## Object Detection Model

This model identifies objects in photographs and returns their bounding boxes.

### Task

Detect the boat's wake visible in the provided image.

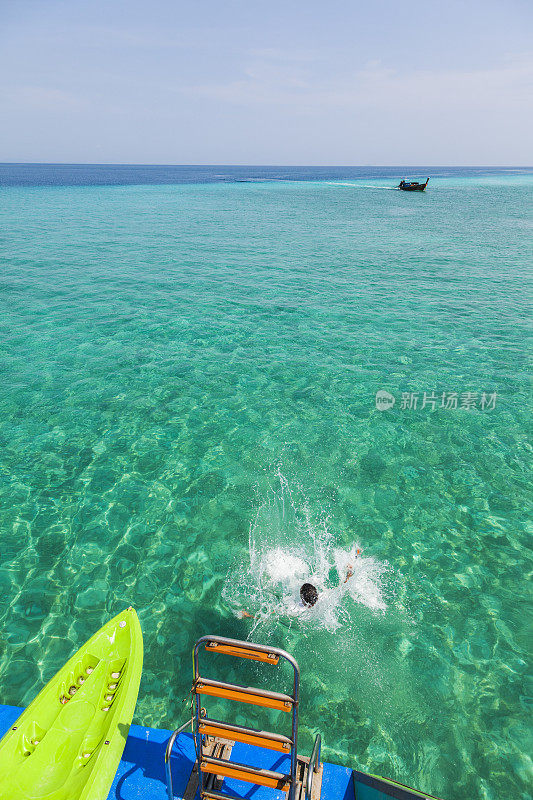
[325,182,397,189]
[222,470,390,636]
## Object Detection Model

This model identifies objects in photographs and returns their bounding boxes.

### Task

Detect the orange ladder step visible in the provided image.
[195,678,294,712]
[205,642,279,665]
[200,718,292,753]
[201,755,290,791]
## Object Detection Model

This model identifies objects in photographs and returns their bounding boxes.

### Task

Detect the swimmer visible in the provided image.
[239,585,321,616]
[239,549,360,617]
[300,557,358,607]
[240,583,321,613]
[300,582,319,607]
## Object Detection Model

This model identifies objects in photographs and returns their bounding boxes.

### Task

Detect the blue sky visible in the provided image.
[1,0,532,164]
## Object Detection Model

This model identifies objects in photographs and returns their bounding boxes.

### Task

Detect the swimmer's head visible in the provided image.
[300,583,318,607]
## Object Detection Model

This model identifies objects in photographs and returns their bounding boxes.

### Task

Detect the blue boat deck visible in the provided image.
[0,705,355,800]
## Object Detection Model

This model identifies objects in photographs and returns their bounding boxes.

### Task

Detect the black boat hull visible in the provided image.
[353,769,443,799]
[398,178,429,191]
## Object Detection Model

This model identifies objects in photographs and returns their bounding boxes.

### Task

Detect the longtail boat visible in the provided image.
[398,178,429,191]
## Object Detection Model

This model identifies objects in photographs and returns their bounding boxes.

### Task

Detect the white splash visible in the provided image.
[223,471,389,635]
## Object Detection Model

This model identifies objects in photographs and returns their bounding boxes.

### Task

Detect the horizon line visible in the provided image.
[1,162,532,169]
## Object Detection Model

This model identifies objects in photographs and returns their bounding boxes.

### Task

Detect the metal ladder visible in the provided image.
[165,635,322,800]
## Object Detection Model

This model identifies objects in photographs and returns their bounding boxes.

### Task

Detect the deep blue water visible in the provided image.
[0,163,531,187]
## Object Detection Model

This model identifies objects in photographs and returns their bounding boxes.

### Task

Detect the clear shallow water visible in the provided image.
[0,167,531,800]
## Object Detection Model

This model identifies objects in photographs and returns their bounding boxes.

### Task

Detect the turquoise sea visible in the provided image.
[0,165,531,800]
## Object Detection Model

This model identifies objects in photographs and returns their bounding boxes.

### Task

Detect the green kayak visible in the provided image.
[0,608,143,800]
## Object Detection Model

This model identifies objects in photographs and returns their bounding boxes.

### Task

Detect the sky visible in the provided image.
[0,0,532,165]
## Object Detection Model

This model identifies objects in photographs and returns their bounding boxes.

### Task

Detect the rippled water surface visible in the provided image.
[0,167,531,800]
